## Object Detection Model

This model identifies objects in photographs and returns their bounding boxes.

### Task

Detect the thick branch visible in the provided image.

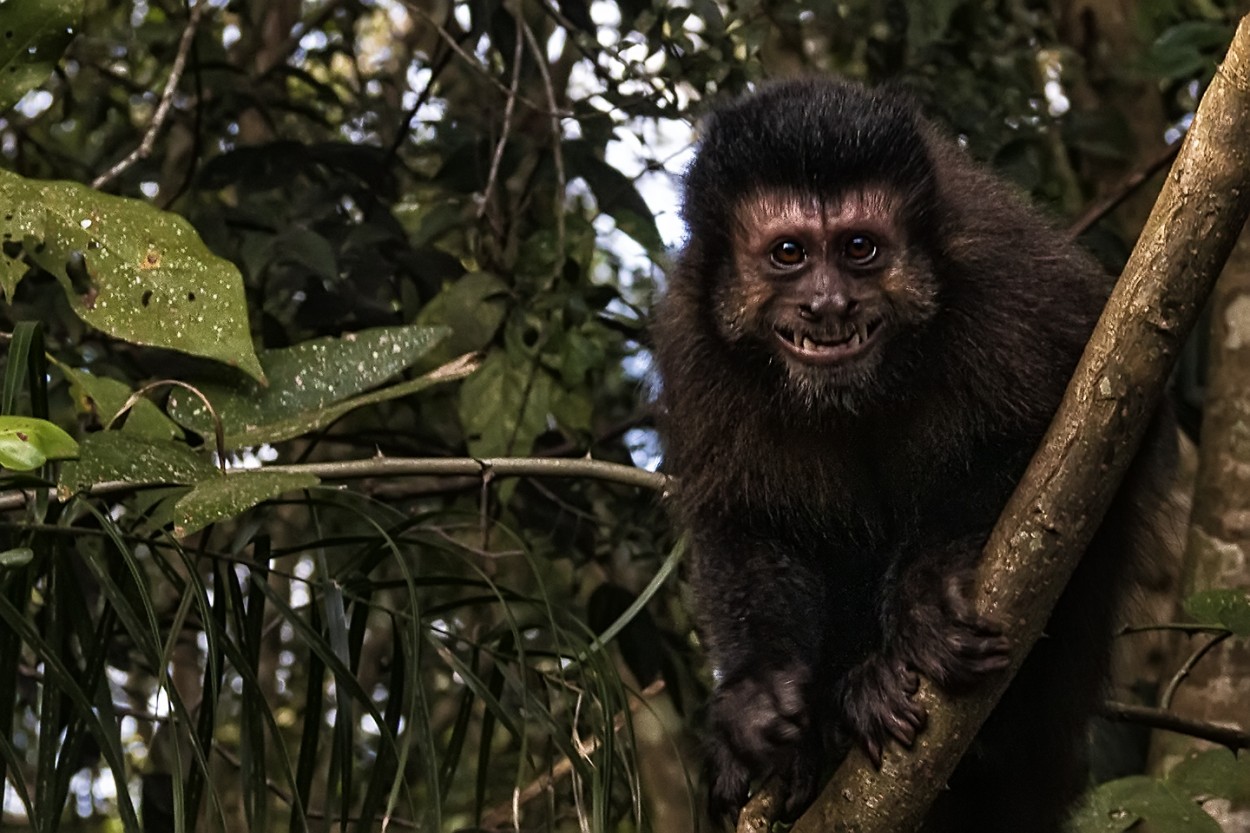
[767,15,1250,833]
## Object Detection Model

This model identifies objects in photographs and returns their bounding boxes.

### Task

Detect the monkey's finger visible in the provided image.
[885,702,927,746]
[862,736,883,768]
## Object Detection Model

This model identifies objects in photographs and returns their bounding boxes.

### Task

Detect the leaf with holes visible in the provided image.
[0,168,265,381]
[0,180,44,298]
[0,0,81,112]
[0,416,78,471]
[173,471,320,537]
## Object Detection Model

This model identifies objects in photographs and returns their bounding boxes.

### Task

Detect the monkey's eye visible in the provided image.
[770,240,806,267]
[843,234,878,264]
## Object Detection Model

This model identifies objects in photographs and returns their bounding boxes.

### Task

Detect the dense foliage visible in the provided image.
[1,0,1247,831]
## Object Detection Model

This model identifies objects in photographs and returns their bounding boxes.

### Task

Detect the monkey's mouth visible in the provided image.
[773,318,882,364]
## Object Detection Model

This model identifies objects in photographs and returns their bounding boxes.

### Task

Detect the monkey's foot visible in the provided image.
[705,717,824,824]
[837,654,926,767]
[705,666,813,821]
[710,666,810,763]
[897,572,1012,690]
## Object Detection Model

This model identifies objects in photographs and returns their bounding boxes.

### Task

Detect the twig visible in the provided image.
[518,15,567,275]
[92,1,207,190]
[404,2,566,116]
[384,22,458,163]
[1159,631,1233,709]
[478,679,667,830]
[1067,139,1183,239]
[478,17,526,224]
[1099,700,1250,750]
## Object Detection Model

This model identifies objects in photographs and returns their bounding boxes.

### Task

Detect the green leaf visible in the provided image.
[57,433,215,497]
[1183,588,1250,635]
[172,470,320,540]
[0,416,78,471]
[1168,749,1250,803]
[563,140,666,256]
[273,227,338,282]
[458,349,554,458]
[0,0,81,112]
[166,325,462,448]
[414,272,509,365]
[1069,776,1223,833]
[0,168,265,381]
[906,0,961,51]
[54,361,180,440]
[0,548,34,568]
[1147,21,1230,80]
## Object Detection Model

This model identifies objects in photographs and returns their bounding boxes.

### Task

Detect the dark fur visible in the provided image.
[652,78,1175,831]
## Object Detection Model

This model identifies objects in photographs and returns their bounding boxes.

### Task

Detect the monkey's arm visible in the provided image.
[838,533,1012,766]
[691,517,830,820]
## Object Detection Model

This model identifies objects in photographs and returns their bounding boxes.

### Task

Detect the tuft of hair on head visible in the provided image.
[682,78,938,254]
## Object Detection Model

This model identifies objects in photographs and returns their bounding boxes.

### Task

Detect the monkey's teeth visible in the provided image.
[801,335,818,351]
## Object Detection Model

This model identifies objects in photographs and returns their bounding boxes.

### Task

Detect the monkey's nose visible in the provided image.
[799,293,856,320]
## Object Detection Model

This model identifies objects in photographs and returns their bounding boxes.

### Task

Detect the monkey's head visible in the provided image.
[679,79,946,412]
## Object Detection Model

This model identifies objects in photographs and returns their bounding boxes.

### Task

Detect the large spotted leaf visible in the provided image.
[0,168,265,381]
[165,325,467,448]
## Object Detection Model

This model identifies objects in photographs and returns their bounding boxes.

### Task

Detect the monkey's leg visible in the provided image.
[691,520,830,821]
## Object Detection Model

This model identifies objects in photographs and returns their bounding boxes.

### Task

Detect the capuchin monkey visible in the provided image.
[651,78,1177,831]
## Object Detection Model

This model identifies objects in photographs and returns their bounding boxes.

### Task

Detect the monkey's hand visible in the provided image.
[896,570,1012,691]
[705,665,822,822]
[836,653,926,767]
[839,569,1011,766]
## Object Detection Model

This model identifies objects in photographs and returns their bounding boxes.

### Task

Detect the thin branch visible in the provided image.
[92,1,207,190]
[1067,139,1183,239]
[404,2,567,116]
[478,16,526,224]
[519,14,567,274]
[1099,701,1250,750]
[1159,631,1233,709]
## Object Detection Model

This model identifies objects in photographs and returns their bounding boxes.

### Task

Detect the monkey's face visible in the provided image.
[716,187,940,409]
